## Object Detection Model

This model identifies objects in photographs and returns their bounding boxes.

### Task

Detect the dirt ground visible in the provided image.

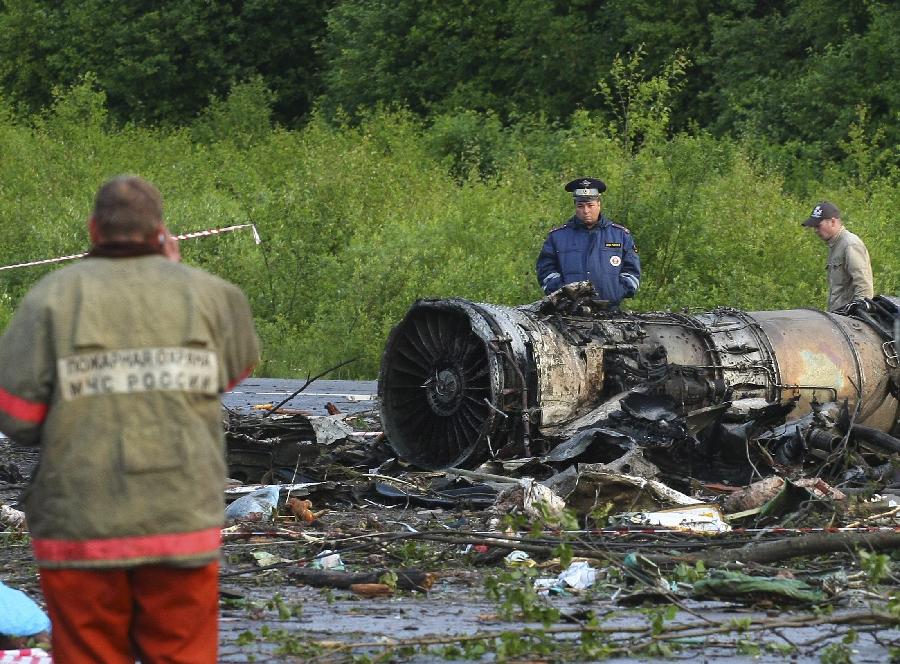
[3,434,900,663]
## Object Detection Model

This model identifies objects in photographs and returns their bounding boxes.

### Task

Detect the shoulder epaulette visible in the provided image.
[548,224,568,233]
[610,222,631,234]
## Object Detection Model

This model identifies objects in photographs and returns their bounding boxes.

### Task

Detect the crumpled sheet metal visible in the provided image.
[307,415,354,446]
[0,504,26,530]
[560,470,697,516]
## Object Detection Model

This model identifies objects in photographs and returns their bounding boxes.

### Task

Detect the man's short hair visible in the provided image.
[92,175,163,239]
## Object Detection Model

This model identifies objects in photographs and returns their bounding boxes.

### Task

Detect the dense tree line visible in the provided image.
[0,2,896,378]
[0,0,897,173]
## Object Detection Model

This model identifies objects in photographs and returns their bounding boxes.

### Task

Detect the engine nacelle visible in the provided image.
[378,290,900,470]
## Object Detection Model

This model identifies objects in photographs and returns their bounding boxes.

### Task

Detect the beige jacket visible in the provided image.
[826,228,874,311]
[0,254,259,568]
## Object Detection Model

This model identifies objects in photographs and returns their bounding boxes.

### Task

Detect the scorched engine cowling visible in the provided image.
[377,287,900,470]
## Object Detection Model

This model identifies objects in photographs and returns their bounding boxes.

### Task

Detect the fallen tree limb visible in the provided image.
[699,530,900,566]
[284,567,435,591]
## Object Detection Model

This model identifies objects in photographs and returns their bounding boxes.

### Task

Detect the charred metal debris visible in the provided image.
[223,286,900,527]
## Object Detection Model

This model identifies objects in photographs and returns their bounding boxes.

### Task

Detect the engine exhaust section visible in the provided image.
[378,285,900,470]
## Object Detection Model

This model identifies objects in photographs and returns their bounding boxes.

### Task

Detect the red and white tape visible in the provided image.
[0,223,260,273]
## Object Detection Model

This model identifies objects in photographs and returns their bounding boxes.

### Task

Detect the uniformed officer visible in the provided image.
[801,201,874,311]
[536,177,641,307]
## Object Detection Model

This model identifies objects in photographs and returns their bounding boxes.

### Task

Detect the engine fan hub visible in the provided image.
[426,367,464,415]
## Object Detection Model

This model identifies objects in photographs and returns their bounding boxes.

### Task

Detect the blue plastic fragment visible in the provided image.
[0,580,51,637]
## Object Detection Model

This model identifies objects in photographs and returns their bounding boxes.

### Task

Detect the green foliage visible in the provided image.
[858,549,892,585]
[838,104,895,187]
[595,44,690,155]
[707,0,899,169]
[552,542,573,570]
[645,603,678,635]
[820,633,857,664]
[319,0,605,122]
[672,560,707,583]
[191,77,275,149]
[378,570,398,591]
[588,501,615,527]
[484,568,560,626]
[531,503,579,532]
[265,593,298,620]
[426,110,507,182]
[736,638,761,656]
[0,0,896,185]
[0,84,897,379]
[388,541,438,566]
[0,0,330,126]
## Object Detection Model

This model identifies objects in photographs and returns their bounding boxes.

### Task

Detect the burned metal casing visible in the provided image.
[378,291,900,470]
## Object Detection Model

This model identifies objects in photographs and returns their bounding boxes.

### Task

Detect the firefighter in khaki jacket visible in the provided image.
[0,176,260,664]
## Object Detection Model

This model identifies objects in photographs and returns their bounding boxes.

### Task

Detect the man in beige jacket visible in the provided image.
[802,201,874,311]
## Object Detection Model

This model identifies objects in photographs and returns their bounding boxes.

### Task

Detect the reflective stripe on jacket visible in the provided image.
[0,255,260,568]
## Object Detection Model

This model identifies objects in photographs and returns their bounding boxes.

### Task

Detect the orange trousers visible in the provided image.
[39,562,219,664]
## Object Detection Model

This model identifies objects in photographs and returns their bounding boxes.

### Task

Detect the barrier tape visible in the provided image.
[0,223,260,273]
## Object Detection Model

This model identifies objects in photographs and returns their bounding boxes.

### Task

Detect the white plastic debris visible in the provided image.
[557,561,597,590]
[224,485,280,524]
[252,551,293,567]
[310,550,344,570]
[225,482,325,498]
[533,577,558,594]
[504,550,536,568]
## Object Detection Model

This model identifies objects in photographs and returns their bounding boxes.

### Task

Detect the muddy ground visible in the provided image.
[2,379,900,663]
[3,438,900,663]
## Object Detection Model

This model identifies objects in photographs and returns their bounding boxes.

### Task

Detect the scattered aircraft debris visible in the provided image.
[5,288,900,662]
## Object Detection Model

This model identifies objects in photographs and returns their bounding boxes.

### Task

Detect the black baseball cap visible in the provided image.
[802,201,840,227]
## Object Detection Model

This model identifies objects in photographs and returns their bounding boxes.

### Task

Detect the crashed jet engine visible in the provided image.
[378,285,900,470]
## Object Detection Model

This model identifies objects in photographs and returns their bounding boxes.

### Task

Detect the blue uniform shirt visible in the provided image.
[536,215,641,305]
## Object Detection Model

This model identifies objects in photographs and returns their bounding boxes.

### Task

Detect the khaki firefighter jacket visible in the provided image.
[0,254,259,568]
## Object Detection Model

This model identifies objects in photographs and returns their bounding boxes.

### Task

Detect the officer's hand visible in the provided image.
[620,273,638,297]
[543,275,563,295]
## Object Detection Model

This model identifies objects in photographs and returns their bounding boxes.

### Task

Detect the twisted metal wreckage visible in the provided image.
[224,283,900,515]
[377,283,900,496]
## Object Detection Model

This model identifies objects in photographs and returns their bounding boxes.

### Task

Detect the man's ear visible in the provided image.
[88,216,102,245]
